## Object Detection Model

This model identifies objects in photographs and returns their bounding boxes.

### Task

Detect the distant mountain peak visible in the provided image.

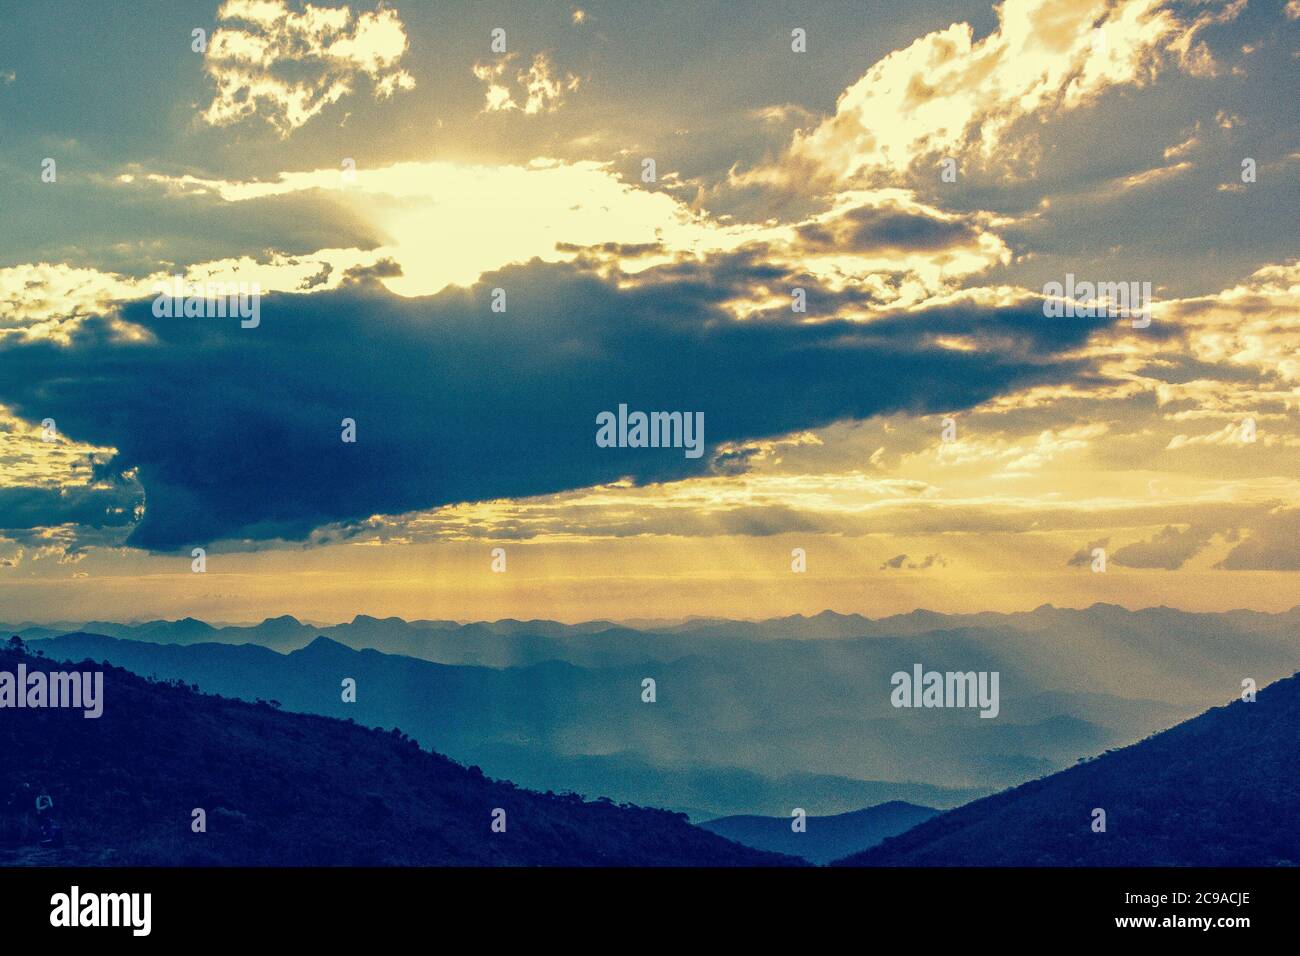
[349,614,407,626]
[298,635,352,654]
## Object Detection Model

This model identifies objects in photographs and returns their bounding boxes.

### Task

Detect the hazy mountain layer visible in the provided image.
[16,605,1297,818]
[0,645,794,867]
[701,801,940,864]
[836,672,1300,866]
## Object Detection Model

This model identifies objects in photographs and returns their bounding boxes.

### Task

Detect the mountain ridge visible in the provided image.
[0,644,797,867]
[700,801,940,864]
[834,671,1300,866]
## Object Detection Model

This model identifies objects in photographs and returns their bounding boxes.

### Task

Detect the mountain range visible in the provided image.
[7,637,1295,866]
[0,643,795,866]
[836,671,1300,866]
[701,801,940,864]
[12,605,1297,820]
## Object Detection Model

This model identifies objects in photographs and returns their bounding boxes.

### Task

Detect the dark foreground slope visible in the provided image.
[701,801,938,864]
[837,672,1300,867]
[0,647,794,866]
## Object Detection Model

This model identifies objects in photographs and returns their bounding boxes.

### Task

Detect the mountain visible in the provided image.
[17,605,1299,820]
[27,631,1163,815]
[700,801,939,864]
[11,605,1300,681]
[458,743,983,820]
[0,644,795,866]
[835,672,1300,866]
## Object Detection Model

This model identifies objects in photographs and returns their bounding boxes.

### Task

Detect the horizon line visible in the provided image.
[7,600,1299,632]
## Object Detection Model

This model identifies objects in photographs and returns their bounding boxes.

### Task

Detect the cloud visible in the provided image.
[880,553,948,570]
[0,261,1108,550]
[0,406,118,487]
[1164,419,1297,451]
[1111,160,1193,192]
[1110,524,1217,569]
[794,200,982,254]
[201,0,415,136]
[1066,537,1110,566]
[1215,509,1300,570]
[379,490,1283,547]
[1162,128,1200,160]
[752,0,1246,185]
[124,157,755,297]
[1162,260,1300,386]
[0,263,159,330]
[339,256,402,286]
[0,486,138,534]
[102,161,1011,307]
[0,406,140,546]
[472,53,579,115]
[928,424,1109,474]
[0,251,385,342]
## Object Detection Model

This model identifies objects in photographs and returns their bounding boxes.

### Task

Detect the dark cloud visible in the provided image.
[0,259,1110,550]
[796,202,979,253]
[1215,509,1300,571]
[0,485,139,532]
[880,552,947,570]
[340,257,403,286]
[1066,537,1110,567]
[1134,355,1267,386]
[1111,525,1217,570]
[0,179,384,280]
[298,262,334,290]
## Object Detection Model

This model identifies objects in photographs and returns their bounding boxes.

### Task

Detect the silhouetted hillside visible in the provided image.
[700,801,938,864]
[836,672,1300,866]
[0,645,796,866]
[26,629,1203,816]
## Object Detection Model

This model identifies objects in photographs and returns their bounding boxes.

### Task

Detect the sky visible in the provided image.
[0,0,1297,623]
